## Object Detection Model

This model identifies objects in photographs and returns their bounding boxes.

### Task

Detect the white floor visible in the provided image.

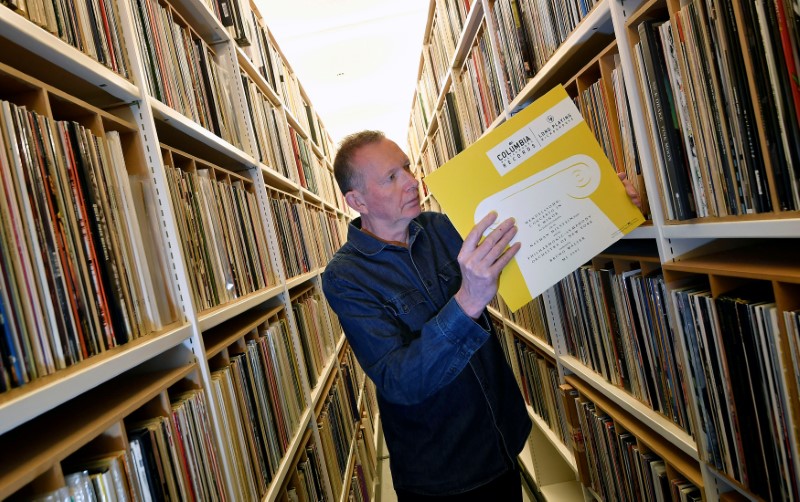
[377,454,397,502]
[375,425,397,502]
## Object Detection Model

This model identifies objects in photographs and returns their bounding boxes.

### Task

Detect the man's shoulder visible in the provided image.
[416,211,454,232]
[325,243,356,273]
[415,211,461,244]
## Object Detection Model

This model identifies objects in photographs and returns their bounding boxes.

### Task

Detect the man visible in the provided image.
[322,130,530,501]
[322,130,640,500]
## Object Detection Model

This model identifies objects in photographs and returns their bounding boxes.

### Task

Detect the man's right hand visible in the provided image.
[454,212,521,319]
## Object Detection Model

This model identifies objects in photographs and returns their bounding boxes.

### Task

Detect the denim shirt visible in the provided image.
[321,212,531,495]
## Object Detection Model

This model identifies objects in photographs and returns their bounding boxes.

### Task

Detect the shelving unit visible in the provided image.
[0,0,376,499]
[409,0,800,500]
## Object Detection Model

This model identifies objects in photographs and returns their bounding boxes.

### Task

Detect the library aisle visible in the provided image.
[2,0,799,499]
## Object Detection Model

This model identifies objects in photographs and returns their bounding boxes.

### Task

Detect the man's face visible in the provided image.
[349,138,421,239]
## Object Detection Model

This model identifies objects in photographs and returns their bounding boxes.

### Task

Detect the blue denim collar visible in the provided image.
[347,217,424,256]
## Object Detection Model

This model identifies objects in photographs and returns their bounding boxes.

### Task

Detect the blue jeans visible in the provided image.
[395,465,522,501]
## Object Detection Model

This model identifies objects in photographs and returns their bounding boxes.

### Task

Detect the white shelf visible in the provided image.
[148,96,256,167]
[167,0,229,45]
[259,163,301,194]
[539,480,585,502]
[236,46,282,106]
[662,217,800,239]
[197,285,285,331]
[624,224,658,239]
[286,269,322,290]
[0,6,140,103]
[561,355,698,459]
[529,408,577,473]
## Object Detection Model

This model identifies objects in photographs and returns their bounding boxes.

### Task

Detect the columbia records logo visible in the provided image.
[487,97,580,176]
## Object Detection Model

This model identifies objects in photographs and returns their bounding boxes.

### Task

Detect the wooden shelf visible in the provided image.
[565,372,703,488]
[665,242,800,282]
[562,356,697,459]
[0,364,196,499]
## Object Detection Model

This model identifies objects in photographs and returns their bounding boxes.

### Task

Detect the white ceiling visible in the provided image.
[253,0,430,149]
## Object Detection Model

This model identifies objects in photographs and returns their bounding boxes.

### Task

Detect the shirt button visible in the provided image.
[425,280,433,287]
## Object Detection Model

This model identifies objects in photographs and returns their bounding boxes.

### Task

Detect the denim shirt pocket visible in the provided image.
[436,259,461,296]
[384,289,429,344]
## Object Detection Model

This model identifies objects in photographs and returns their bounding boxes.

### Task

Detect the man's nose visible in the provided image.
[403,170,419,189]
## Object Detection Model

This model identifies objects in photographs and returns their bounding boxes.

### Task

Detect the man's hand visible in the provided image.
[618,171,642,210]
[454,212,521,318]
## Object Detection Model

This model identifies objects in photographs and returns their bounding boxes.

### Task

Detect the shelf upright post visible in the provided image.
[113,0,240,494]
[608,2,723,499]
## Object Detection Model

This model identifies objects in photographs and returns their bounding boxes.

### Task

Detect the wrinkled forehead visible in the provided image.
[352,139,409,176]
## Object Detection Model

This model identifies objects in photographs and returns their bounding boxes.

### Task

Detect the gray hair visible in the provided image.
[333,130,386,194]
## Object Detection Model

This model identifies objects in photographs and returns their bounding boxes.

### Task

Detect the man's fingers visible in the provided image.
[464,211,498,248]
[490,241,521,273]
[474,217,517,262]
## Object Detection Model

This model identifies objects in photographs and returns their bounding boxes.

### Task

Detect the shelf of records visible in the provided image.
[198,290,332,501]
[562,375,705,502]
[490,311,586,500]
[660,240,800,502]
[0,0,350,451]
[0,79,345,392]
[205,0,336,160]
[311,345,371,502]
[487,238,800,501]
[407,0,618,171]
[0,0,134,89]
[411,0,800,241]
[201,301,311,500]
[0,64,187,403]
[625,0,800,225]
[562,39,652,220]
[274,409,377,502]
[0,0,346,209]
[265,187,348,283]
[0,352,226,501]
[270,349,378,502]
[0,282,381,501]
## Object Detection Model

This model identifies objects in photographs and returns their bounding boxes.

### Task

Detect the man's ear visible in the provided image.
[345,190,367,214]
